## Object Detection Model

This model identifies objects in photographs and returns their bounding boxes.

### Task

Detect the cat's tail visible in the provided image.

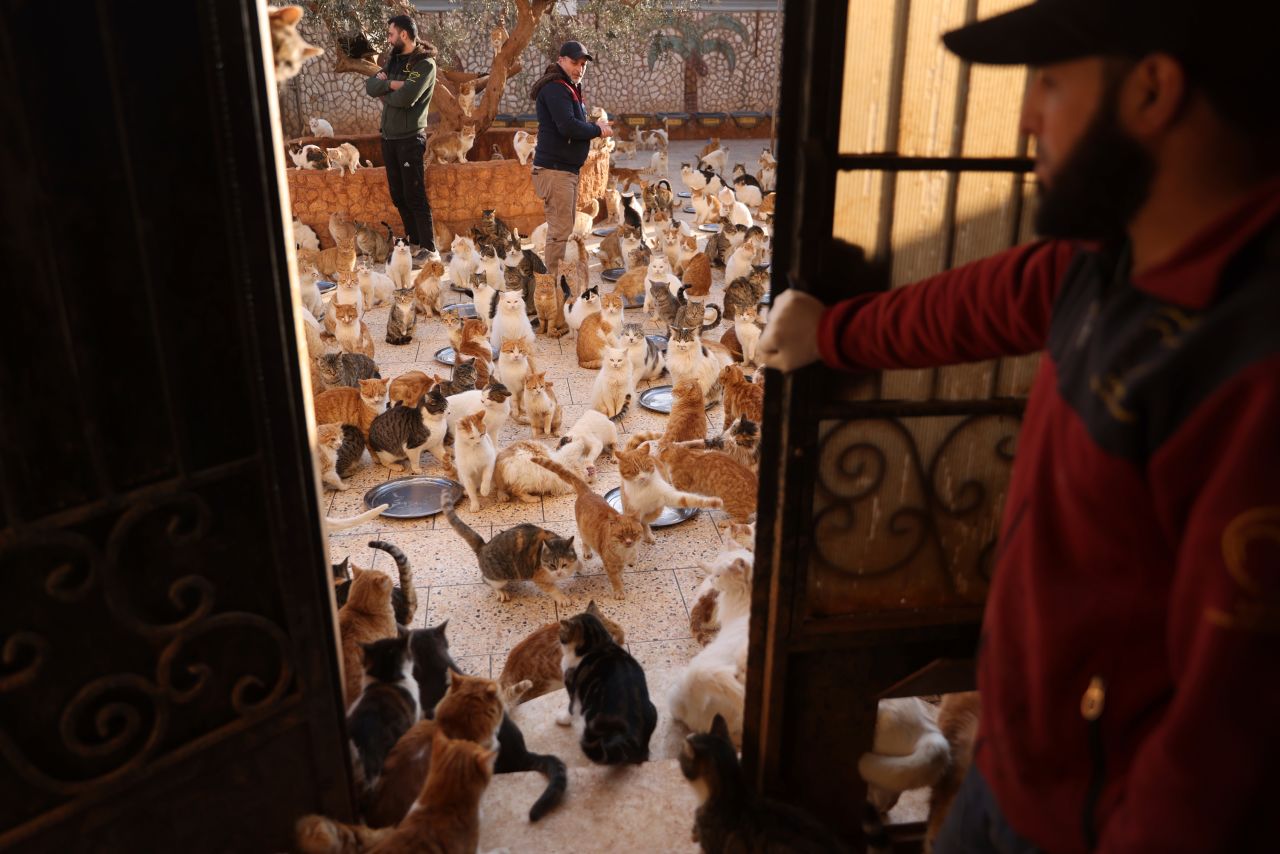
[441,498,488,554]
[701,303,722,330]
[624,431,663,452]
[325,504,389,532]
[294,814,390,854]
[531,457,591,496]
[369,540,416,625]
[858,730,951,795]
[609,394,631,424]
[524,750,568,821]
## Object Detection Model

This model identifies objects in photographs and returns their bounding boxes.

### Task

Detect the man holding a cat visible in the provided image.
[529,41,613,286]
[761,0,1278,851]
[365,14,438,262]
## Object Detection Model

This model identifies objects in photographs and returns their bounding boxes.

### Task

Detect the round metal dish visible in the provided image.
[443,302,478,318]
[364,476,462,519]
[604,486,698,527]
[316,280,337,294]
[622,293,646,309]
[698,223,721,233]
[436,345,499,365]
[601,267,626,282]
[677,190,692,198]
[683,206,696,214]
[638,384,716,413]
[646,334,668,350]
[592,227,617,237]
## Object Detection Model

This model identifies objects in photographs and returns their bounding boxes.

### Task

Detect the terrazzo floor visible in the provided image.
[319,138,773,682]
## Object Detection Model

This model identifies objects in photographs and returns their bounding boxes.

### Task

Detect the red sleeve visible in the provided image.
[816,240,1080,372]
[1100,353,1280,852]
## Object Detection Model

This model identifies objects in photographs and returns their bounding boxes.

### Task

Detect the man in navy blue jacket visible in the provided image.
[528,41,612,287]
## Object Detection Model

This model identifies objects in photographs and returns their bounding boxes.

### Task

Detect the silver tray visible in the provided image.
[435,345,500,365]
[638,384,715,413]
[592,227,617,237]
[604,486,698,527]
[601,267,625,282]
[316,280,337,293]
[443,302,479,318]
[622,292,646,309]
[646,334,668,349]
[683,206,696,214]
[677,190,692,198]
[698,223,721,233]
[364,476,462,519]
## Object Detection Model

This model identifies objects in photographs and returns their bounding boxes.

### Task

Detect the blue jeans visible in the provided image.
[934,766,1041,854]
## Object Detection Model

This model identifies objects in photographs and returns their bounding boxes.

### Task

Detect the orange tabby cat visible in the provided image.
[295,731,494,854]
[532,271,569,337]
[337,567,398,706]
[457,318,493,388]
[333,303,375,358]
[615,446,723,544]
[497,601,625,705]
[612,266,647,302]
[312,378,388,440]
[720,364,764,432]
[624,379,708,451]
[576,293,623,369]
[523,371,562,437]
[656,444,758,523]
[364,671,505,829]
[299,234,357,278]
[680,245,713,297]
[532,458,644,599]
[413,258,446,318]
[387,370,440,409]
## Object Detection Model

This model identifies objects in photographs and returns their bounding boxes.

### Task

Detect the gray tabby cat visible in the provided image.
[334,424,366,480]
[705,222,744,267]
[385,287,418,344]
[441,500,581,602]
[649,280,684,328]
[674,299,722,334]
[368,387,449,472]
[435,357,478,397]
[316,352,381,390]
[723,268,769,321]
[619,322,665,381]
[355,220,394,262]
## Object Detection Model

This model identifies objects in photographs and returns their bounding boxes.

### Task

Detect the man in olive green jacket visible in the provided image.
[365,14,437,259]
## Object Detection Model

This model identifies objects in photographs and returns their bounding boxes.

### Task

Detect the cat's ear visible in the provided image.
[710,713,731,742]
[585,600,602,618]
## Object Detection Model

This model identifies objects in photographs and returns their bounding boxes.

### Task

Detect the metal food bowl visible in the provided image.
[698,223,721,233]
[316,280,337,294]
[435,345,500,365]
[603,486,697,527]
[592,227,617,237]
[443,302,479,318]
[677,191,692,198]
[601,267,626,282]
[363,476,462,519]
[638,384,716,413]
[683,206,696,214]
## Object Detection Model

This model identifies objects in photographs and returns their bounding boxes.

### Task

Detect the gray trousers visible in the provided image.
[531,166,578,289]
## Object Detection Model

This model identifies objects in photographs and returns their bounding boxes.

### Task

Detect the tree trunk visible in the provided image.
[683,60,699,114]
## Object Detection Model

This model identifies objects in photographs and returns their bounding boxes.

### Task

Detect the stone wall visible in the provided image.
[279,10,782,139]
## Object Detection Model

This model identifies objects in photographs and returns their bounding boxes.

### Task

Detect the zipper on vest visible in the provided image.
[1080,675,1107,850]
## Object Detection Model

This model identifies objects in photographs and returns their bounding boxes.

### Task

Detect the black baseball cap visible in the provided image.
[559,41,594,62]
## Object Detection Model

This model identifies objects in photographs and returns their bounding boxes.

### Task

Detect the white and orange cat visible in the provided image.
[332,303,374,358]
[453,411,496,512]
[616,447,722,543]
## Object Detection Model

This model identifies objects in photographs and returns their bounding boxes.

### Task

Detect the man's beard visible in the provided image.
[1033,81,1155,240]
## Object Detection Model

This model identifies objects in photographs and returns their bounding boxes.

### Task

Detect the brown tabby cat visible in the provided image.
[299,235,358,278]
[624,379,708,451]
[295,731,494,854]
[523,371,563,437]
[498,601,625,706]
[532,458,644,599]
[576,293,623,369]
[337,567,398,707]
[333,303,375,358]
[267,5,323,83]
[657,444,758,524]
[456,318,493,388]
[532,271,569,337]
[312,378,388,440]
[681,244,713,298]
[720,364,764,432]
[387,370,440,410]
[926,692,982,850]
[364,671,506,829]
[413,258,446,318]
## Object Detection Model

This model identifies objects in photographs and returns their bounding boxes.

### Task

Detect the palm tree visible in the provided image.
[647,14,749,114]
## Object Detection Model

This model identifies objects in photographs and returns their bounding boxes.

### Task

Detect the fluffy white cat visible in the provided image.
[292,219,319,251]
[447,235,479,292]
[589,346,634,421]
[858,698,951,814]
[558,409,619,465]
[489,290,535,351]
[357,265,394,308]
[309,116,334,137]
[724,242,756,287]
[453,412,496,512]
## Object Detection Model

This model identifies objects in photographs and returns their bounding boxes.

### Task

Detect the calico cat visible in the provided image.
[386,370,438,410]
[577,293,623,369]
[314,423,365,490]
[362,669,505,829]
[295,731,494,854]
[412,258,446,318]
[333,303,375,358]
[442,500,581,603]
[859,697,951,815]
[619,322,666,382]
[522,371,563,438]
[616,447,722,544]
[532,458,643,599]
[681,715,850,854]
[720,364,764,432]
[491,438,591,504]
[384,287,418,345]
[589,346,634,422]
[723,268,769,322]
[312,377,387,440]
[346,632,420,789]
[557,610,658,765]
[625,379,708,448]
[533,271,570,337]
[677,417,762,473]
[409,624,569,823]
[367,387,450,474]
[498,601,625,705]
[427,123,476,164]
[434,357,477,398]
[926,692,982,850]
[267,5,323,83]
[456,319,494,389]
[565,283,601,333]
[657,444,758,524]
[337,567,398,706]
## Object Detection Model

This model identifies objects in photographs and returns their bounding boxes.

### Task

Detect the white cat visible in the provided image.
[559,409,619,465]
[667,330,731,403]
[447,235,480,292]
[289,144,324,170]
[387,240,413,289]
[668,556,752,745]
[513,129,536,165]
[734,307,764,367]
[496,344,534,422]
[590,347,634,421]
[724,242,756,287]
[488,291,534,352]
[453,412,496,512]
[565,287,601,333]
[680,163,708,193]
[619,324,666,382]
[297,263,324,320]
[717,187,753,228]
[733,180,763,209]
[358,265,395,308]
[621,455,722,543]
[858,698,951,814]
[493,439,594,503]
[292,219,319,251]
[648,149,669,179]
[446,384,509,444]
[309,116,334,137]
[529,222,548,260]
[699,147,728,173]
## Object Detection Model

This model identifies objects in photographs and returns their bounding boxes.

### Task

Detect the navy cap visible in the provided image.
[559,41,594,62]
